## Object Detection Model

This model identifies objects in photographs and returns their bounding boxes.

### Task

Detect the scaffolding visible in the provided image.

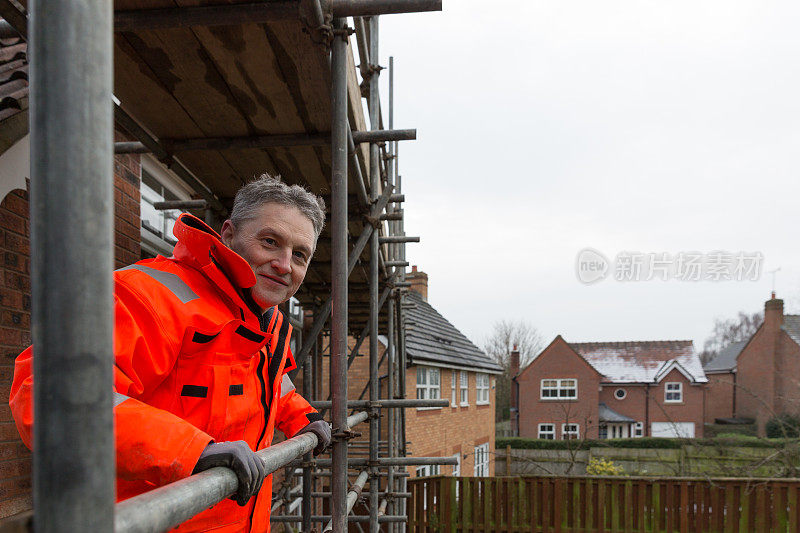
[9,0,450,531]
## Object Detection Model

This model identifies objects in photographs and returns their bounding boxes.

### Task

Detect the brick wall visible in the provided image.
[517,336,601,439]
[313,335,497,478]
[0,140,141,519]
[738,299,781,435]
[703,372,735,424]
[404,367,496,478]
[646,368,705,437]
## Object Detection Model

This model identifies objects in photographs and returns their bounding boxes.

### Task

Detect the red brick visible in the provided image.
[0,312,27,330]
[0,494,32,519]
[0,194,27,219]
[0,289,23,310]
[3,272,28,293]
[0,423,21,442]
[0,474,31,500]
[0,329,20,347]
[1,233,28,256]
[0,212,25,237]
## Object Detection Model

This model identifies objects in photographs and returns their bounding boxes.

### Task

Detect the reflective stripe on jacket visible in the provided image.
[9,214,320,533]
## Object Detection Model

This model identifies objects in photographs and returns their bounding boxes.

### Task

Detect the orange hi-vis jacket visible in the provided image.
[10,214,321,532]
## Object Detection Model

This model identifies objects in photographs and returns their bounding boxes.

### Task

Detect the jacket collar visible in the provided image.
[172,213,257,290]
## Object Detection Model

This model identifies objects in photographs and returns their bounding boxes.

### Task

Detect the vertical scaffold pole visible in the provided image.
[30,0,115,531]
[302,326,314,532]
[367,14,381,533]
[386,54,396,533]
[330,16,350,533]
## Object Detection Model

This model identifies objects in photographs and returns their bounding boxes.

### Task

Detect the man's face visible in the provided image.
[221,203,316,311]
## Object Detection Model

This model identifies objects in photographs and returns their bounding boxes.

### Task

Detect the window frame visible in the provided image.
[460,371,469,406]
[540,378,578,400]
[451,454,461,476]
[476,373,490,405]
[415,366,441,409]
[561,423,580,440]
[538,423,555,440]
[634,422,644,437]
[473,443,489,476]
[614,388,627,400]
[451,371,457,408]
[664,382,683,403]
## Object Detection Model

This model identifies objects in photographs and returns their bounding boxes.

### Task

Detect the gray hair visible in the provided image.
[229,174,326,243]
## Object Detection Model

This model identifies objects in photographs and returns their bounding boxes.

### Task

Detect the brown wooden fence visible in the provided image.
[408,476,800,532]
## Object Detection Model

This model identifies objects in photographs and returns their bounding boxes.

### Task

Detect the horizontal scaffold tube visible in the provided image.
[307,456,458,468]
[379,235,419,244]
[153,200,208,210]
[113,129,415,154]
[114,1,441,31]
[115,412,368,533]
[310,399,449,409]
[312,491,412,498]
[271,515,406,523]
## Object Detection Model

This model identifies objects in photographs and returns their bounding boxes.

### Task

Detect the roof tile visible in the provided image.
[404,291,502,373]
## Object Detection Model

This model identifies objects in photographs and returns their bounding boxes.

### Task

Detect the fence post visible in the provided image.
[506,445,511,476]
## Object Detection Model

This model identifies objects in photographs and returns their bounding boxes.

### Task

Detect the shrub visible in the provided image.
[586,457,624,476]
[766,415,800,438]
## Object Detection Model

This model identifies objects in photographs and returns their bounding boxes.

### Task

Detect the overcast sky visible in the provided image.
[372,1,800,354]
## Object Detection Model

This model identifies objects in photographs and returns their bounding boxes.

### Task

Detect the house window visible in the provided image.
[451,454,461,476]
[562,423,580,440]
[476,373,490,405]
[665,382,682,403]
[416,367,440,406]
[599,425,608,439]
[141,169,180,246]
[540,379,577,400]
[473,443,489,476]
[460,371,469,406]
[451,371,457,407]
[614,388,627,400]
[538,423,555,440]
[416,464,440,477]
[634,422,644,437]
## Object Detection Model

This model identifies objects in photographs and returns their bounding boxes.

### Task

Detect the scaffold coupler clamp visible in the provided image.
[331,426,360,442]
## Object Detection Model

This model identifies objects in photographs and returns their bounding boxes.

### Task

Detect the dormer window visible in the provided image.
[665,382,682,403]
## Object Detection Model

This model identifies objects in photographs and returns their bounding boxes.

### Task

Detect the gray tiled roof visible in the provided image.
[782,315,800,346]
[703,340,747,373]
[404,291,502,373]
[599,403,635,423]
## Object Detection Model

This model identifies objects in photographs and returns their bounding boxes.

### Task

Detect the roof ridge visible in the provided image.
[570,339,693,346]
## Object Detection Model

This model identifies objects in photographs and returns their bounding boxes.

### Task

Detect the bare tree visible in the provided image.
[483,320,544,422]
[700,311,763,364]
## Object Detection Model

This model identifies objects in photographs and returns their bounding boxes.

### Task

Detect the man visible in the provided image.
[10,175,331,532]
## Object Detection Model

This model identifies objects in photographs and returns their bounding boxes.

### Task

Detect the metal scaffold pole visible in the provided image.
[368,14,382,533]
[30,0,115,530]
[386,53,397,533]
[330,15,350,533]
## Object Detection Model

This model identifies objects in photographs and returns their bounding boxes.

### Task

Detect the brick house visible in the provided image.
[516,336,708,440]
[705,295,800,435]
[325,268,503,477]
[403,267,503,477]
[0,34,154,519]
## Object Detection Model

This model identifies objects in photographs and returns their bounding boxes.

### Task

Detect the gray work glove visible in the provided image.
[192,441,266,506]
[296,420,331,456]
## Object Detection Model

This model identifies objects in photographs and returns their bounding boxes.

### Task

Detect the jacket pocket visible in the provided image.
[174,321,269,439]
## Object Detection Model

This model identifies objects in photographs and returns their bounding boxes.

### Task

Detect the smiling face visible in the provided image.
[221,202,316,312]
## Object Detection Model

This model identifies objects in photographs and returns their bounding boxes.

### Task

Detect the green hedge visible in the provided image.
[496,436,800,450]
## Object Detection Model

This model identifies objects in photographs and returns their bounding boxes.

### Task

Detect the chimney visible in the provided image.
[407,265,428,301]
[510,345,520,437]
[765,294,785,329]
